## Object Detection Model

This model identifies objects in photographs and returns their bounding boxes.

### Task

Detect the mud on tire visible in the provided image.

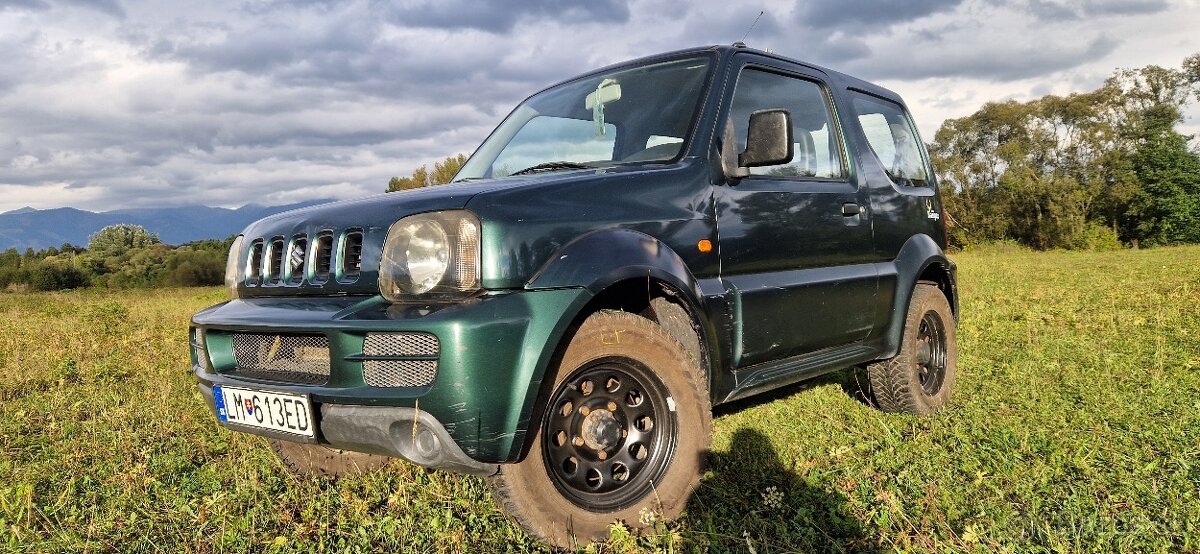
[868,283,957,415]
[489,311,712,548]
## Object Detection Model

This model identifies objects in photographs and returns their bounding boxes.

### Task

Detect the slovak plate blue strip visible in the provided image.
[213,385,228,422]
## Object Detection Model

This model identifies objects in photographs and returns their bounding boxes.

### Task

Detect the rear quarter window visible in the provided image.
[851,93,930,187]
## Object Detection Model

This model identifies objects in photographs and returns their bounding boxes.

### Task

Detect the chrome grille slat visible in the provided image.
[313,233,333,282]
[362,333,439,387]
[244,228,361,287]
[265,237,284,284]
[231,333,330,384]
[342,230,363,280]
[246,240,263,284]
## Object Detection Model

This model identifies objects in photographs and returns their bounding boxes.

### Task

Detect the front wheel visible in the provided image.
[868,283,958,415]
[489,311,711,548]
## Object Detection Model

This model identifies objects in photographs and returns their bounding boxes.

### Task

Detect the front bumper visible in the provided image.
[190,288,591,464]
[198,383,498,476]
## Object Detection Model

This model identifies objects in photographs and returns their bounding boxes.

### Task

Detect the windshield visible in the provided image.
[456,56,712,180]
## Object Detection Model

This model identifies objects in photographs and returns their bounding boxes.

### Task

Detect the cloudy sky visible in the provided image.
[1,0,1197,213]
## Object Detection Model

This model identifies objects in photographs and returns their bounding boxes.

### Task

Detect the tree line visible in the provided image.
[0,224,230,292]
[931,53,1200,250]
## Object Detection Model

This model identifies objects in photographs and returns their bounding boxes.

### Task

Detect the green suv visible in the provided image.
[190,44,958,547]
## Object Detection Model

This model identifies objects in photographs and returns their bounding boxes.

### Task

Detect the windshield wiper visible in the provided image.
[510,161,596,176]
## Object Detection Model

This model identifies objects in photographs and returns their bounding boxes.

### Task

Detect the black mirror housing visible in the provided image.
[739,109,793,168]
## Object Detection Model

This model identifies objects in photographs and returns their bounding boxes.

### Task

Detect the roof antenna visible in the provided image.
[733,11,764,48]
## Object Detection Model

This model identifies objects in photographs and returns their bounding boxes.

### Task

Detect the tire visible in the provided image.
[868,283,957,415]
[269,438,392,479]
[490,311,712,548]
[646,297,703,367]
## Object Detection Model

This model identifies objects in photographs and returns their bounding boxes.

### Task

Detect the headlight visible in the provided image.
[225,235,244,299]
[380,211,480,301]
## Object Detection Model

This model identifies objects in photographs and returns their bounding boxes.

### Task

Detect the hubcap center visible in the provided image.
[916,341,932,365]
[580,408,621,451]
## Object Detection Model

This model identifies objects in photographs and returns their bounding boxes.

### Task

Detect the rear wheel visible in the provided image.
[868,283,957,414]
[269,439,391,479]
[490,311,711,548]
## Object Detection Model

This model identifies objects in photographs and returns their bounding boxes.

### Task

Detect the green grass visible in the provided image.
[2,245,1199,553]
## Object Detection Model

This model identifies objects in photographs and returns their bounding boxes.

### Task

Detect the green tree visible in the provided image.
[1126,105,1200,245]
[0,248,19,270]
[26,261,88,291]
[930,51,1200,250]
[387,154,469,192]
[88,224,161,254]
[163,248,225,286]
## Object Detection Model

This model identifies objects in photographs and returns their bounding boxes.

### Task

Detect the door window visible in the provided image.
[851,93,930,187]
[728,68,846,179]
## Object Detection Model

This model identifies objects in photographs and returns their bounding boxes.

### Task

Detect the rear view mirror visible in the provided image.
[584,79,622,109]
[585,79,622,138]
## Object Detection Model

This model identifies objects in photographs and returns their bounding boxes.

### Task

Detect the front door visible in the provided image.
[715,57,877,368]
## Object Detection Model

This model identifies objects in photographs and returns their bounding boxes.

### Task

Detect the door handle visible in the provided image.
[842,203,861,217]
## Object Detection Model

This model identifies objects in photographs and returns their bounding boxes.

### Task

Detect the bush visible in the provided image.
[27,263,89,291]
[1070,223,1124,251]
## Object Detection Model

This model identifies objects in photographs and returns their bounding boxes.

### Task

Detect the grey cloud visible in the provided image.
[797,0,966,29]
[806,33,873,64]
[61,0,125,18]
[0,0,1192,214]
[0,0,49,11]
[1025,0,1170,20]
[3,0,127,17]
[851,33,1119,81]
[382,0,631,33]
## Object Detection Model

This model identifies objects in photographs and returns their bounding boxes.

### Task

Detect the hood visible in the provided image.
[233,173,590,297]
[232,164,681,298]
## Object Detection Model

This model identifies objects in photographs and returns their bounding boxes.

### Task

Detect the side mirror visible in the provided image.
[740,109,793,168]
[721,109,794,180]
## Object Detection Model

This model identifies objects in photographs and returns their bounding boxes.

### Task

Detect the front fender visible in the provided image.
[526,228,704,301]
[522,228,729,410]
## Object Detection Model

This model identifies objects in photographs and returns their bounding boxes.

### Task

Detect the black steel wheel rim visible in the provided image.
[915,311,947,395]
[542,357,677,511]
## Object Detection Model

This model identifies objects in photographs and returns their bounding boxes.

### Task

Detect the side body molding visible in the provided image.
[874,233,958,359]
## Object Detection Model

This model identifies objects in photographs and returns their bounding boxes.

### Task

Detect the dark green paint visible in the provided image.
[191,45,956,465]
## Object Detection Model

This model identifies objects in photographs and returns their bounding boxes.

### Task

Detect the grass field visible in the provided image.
[2,245,1199,553]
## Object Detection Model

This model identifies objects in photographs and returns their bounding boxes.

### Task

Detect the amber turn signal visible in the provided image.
[697,239,713,253]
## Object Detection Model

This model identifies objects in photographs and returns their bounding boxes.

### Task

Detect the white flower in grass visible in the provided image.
[638,507,660,527]
[760,485,784,509]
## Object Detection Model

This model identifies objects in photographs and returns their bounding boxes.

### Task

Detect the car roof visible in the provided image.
[539,44,907,108]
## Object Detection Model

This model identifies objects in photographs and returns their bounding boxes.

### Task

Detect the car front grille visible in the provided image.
[231,333,331,385]
[361,333,439,387]
[241,228,362,288]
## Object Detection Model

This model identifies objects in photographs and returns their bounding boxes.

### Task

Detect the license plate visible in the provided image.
[213,385,315,438]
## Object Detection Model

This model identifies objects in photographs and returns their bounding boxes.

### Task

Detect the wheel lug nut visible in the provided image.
[621,430,627,438]
[597,451,608,461]
[607,401,617,411]
[573,437,585,447]
[580,406,591,416]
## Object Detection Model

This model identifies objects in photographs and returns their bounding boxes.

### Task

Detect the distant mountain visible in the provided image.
[0,200,334,250]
